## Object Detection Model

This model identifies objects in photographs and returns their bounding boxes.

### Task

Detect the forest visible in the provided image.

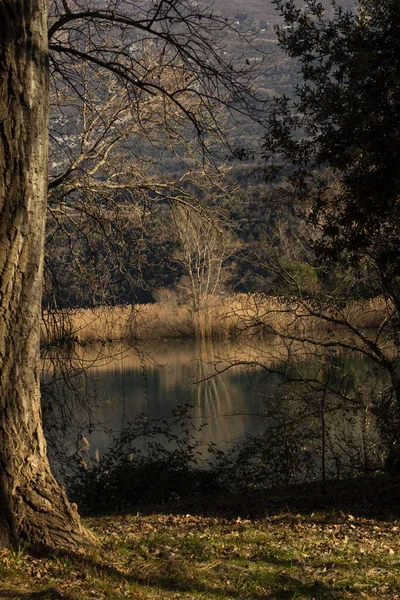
[1,0,400,599]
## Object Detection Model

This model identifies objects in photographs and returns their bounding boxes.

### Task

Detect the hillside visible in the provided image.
[45,0,361,308]
[215,0,356,22]
[209,0,358,153]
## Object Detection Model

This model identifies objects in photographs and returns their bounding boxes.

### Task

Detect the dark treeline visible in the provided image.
[44,166,377,309]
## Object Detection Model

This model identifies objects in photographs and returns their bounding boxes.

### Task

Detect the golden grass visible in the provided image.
[41,294,391,346]
[41,305,134,346]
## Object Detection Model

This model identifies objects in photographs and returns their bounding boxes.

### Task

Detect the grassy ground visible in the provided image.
[2,478,400,600]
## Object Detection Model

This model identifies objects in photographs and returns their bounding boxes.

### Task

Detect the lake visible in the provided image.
[42,335,384,483]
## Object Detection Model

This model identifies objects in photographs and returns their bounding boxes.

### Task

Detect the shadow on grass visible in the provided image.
[8,476,396,600]
[263,575,339,599]
[11,549,343,600]
[0,590,71,600]
[123,474,400,523]
[0,578,340,600]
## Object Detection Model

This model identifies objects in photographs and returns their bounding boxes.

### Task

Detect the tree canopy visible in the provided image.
[265,0,400,297]
[261,0,400,471]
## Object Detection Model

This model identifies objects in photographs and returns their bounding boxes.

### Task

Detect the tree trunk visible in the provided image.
[0,0,92,550]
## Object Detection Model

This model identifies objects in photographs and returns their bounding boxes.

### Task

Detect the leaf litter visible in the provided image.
[1,511,400,599]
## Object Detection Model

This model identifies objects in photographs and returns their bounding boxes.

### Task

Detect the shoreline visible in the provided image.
[41,294,390,347]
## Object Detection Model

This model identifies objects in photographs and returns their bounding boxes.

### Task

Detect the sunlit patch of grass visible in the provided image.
[2,511,400,599]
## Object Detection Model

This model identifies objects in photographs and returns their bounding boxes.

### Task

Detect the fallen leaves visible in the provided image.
[1,511,400,599]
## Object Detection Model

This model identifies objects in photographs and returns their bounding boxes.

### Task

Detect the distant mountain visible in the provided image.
[214,0,356,22]
[209,0,358,156]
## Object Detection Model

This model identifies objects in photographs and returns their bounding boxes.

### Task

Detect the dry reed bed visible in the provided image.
[41,294,390,346]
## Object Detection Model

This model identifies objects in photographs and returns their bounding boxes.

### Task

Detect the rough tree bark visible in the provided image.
[0,0,92,550]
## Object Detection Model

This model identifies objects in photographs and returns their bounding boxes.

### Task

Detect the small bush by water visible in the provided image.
[68,406,224,513]
[68,401,385,515]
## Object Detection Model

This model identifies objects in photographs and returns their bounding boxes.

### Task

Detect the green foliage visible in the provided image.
[277,260,319,295]
[266,0,400,279]
[264,0,400,469]
[44,214,181,308]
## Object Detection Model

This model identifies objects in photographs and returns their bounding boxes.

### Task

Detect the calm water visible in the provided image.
[43,336,384,479]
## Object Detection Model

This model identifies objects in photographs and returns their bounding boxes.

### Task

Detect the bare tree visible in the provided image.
[45,24,254,311]
[0,0,261,551]
[0,0,91,551]
[47,0,260,159]
[171,185,238,315]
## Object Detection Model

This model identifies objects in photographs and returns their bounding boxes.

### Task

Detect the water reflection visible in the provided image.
[42,336,386,481]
